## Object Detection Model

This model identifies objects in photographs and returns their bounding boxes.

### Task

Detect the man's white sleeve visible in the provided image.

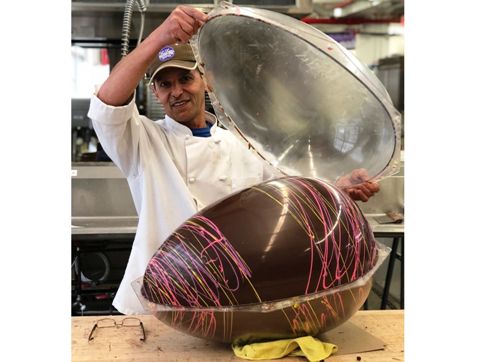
[88,94,143,178]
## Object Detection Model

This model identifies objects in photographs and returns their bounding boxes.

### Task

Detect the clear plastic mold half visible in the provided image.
[191,2,401,186]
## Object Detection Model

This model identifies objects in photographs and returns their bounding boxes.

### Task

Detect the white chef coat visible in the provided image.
[88,94,279,314]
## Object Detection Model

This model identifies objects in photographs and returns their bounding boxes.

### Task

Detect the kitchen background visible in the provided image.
[71,0,405,316]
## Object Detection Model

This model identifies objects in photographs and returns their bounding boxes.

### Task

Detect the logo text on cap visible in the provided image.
[159,46,175,62]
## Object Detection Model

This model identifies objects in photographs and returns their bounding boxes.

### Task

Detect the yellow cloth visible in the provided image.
[232,336,338,362]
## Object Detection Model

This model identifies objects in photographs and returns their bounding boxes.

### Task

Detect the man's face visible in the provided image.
[151,68,206,128]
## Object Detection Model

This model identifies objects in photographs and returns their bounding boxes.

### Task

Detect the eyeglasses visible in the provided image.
[88,317,145,341]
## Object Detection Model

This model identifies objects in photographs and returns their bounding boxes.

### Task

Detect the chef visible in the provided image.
[87,5,379,314]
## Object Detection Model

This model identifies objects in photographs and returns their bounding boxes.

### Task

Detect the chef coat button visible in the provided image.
[219,175,227,182]
[185,135,190,141]
[214,139,221,144]
[189,177,196,183]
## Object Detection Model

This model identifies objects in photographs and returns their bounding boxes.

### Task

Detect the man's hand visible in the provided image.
[335,168,380,202]
[97,6,207,107]
[156,6,208,45]
[344,182,379,202]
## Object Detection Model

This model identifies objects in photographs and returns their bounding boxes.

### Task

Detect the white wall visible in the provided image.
[354,23,404,66]
[310,22,404,67]
[71,46,110,98]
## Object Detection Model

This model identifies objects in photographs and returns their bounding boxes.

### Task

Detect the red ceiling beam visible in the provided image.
[301,17,402,24]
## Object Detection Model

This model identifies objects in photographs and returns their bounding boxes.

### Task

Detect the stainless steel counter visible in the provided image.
[72,216,139,235]
[71,214,403,237]
[365,214,404,236]
[72,163,404,238]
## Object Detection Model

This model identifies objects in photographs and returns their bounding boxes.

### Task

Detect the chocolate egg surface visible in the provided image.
[140,177,381,343]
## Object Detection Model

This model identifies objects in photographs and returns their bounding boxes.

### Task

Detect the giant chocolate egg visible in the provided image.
[138,177,384,343]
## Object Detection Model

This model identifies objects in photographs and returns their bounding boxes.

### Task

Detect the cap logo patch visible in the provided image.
[159,46,175,62]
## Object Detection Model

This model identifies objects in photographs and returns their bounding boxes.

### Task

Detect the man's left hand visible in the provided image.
[344,181,379,202]
[335,168,380,202]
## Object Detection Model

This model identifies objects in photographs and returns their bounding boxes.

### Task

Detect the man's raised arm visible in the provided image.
[96,6,207,106]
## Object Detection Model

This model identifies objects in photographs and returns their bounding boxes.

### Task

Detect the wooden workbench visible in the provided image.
[72,310,403,362]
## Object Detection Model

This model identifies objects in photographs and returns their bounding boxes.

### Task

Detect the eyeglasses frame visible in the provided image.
[88,317,145,341]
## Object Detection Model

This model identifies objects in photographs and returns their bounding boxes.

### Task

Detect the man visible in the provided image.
[88,6,379,314]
